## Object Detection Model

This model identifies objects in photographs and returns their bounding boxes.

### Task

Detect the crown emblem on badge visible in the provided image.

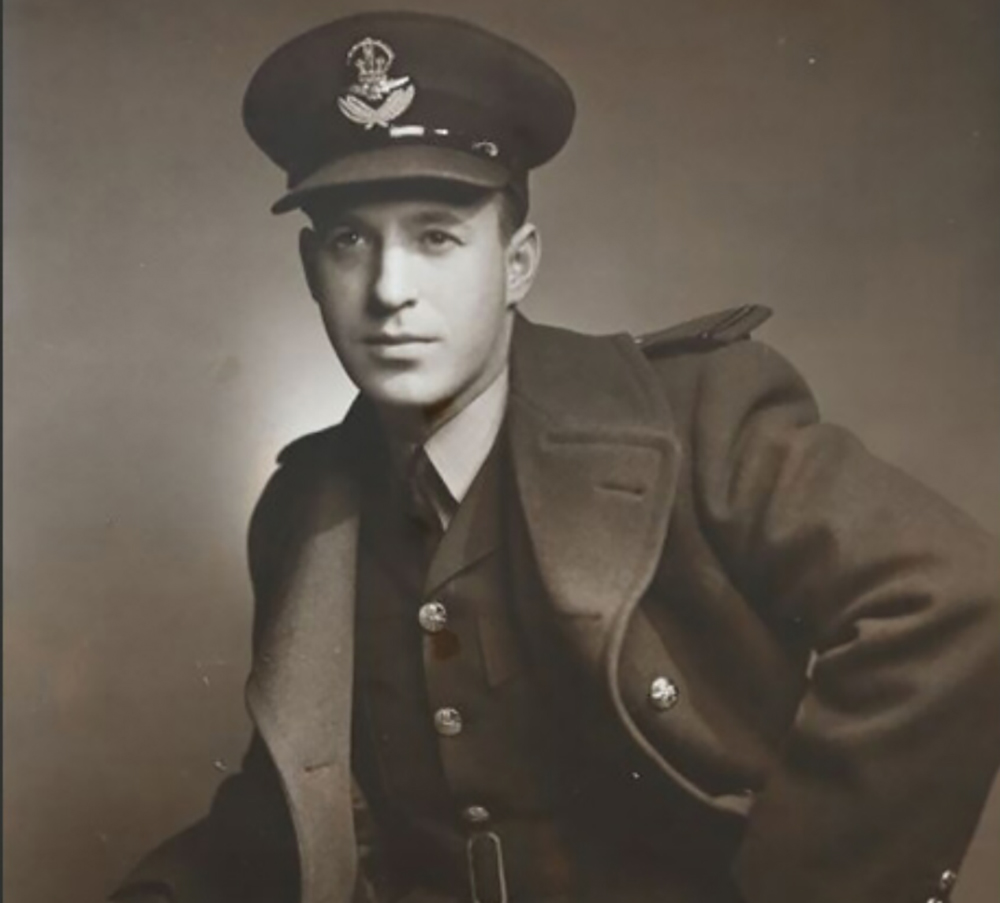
[337,37,416,130]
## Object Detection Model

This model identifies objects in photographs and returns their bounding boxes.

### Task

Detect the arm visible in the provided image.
[110,739,381,903]
[681,340,1000,903]
[108,733,298,903]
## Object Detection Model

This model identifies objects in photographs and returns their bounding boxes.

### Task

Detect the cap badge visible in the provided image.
[337,37,415,130]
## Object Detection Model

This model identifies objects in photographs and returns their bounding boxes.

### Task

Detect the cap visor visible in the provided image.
[272,144,510,214]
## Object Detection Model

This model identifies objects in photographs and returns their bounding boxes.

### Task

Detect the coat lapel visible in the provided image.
[507,316,683,675]
[246,407,368,903]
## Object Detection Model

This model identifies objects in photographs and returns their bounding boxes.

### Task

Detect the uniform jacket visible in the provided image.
[115,313,1000,903]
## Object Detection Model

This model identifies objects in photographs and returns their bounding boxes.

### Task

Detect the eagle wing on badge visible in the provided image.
[337,84,415,130]
[338,94,381,129]
[378,84,415,123]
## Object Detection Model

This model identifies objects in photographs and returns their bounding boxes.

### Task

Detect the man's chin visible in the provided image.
[363,382,447,411]
[358,374,450,410]
[367,389,458,440]
[357,366,500,434]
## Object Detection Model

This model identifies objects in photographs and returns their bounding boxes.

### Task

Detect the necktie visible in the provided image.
[405,446,458,539]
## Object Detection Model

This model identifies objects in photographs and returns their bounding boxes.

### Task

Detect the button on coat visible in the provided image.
[419,600,449,633]
[434,707,464,737]
[648,676,680,711]
[462,805,491,825]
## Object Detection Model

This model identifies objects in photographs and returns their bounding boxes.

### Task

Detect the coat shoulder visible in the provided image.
[275,423,346,468]
[629,304,800,428]
[252,420,356,544]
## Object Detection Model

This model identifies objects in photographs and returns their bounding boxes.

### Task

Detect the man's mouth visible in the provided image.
[364,333,436,346]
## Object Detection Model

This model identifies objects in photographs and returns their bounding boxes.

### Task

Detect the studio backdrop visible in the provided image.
[4,1,998,902]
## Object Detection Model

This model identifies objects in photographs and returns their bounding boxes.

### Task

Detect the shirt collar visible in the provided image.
[424,367,509,506]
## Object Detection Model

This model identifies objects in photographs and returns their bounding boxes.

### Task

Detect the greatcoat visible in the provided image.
[115,313,1000,903]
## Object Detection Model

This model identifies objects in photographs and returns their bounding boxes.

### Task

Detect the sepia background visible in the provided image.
[4,0,998,901]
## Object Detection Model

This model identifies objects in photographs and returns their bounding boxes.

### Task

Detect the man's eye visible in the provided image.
[328,229,363,250]
[422,229,459,249]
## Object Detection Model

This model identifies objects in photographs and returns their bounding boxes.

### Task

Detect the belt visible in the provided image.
[390,810,744,903]
[466,829,508,903]
[388,817,578,903]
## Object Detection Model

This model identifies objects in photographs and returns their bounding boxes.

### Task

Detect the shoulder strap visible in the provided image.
[635,304,772,355]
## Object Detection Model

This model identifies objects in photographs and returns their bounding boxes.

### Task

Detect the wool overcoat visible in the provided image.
[115,314,1000,903]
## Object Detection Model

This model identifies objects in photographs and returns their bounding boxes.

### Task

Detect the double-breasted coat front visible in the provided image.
[115,314,1000,903]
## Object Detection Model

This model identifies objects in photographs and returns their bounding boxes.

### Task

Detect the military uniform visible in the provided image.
[112,12,1000,903]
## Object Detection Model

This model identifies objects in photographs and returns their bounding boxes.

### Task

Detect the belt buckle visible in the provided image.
[466,830,508,903]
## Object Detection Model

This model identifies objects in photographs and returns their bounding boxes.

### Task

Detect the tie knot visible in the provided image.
[405,447,457,533]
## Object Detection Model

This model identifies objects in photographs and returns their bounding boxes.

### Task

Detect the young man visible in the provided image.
[112,11,1000,903]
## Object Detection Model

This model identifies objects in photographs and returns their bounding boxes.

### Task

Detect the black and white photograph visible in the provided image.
[4,2,999,902]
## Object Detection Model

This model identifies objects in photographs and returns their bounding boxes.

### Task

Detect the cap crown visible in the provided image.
[243,12,576,211]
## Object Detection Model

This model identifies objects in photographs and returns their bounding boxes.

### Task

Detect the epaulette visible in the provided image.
[634,304,772,356]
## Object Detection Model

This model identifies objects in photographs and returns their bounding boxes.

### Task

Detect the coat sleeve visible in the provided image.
[108,732,301,903]
[677,340,1000,903]
[109,737,381,903]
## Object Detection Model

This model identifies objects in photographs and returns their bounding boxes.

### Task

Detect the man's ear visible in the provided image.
[505,223,541,306]
[299,227,322,303]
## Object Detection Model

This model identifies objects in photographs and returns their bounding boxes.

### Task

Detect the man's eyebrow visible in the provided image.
[408,208,474,227]
[313,211,362,233]
[315,207,474,228]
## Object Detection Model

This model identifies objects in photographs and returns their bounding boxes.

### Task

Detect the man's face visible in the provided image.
[301,186,537,425]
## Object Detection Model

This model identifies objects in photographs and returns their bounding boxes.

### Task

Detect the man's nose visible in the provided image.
[371,244,416,311]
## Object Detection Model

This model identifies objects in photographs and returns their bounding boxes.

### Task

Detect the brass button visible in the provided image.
[434,707,463,737]
[939,869,958,892]
[462,804,491,825]
[418,600,448,633]
[648,676,680,711]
